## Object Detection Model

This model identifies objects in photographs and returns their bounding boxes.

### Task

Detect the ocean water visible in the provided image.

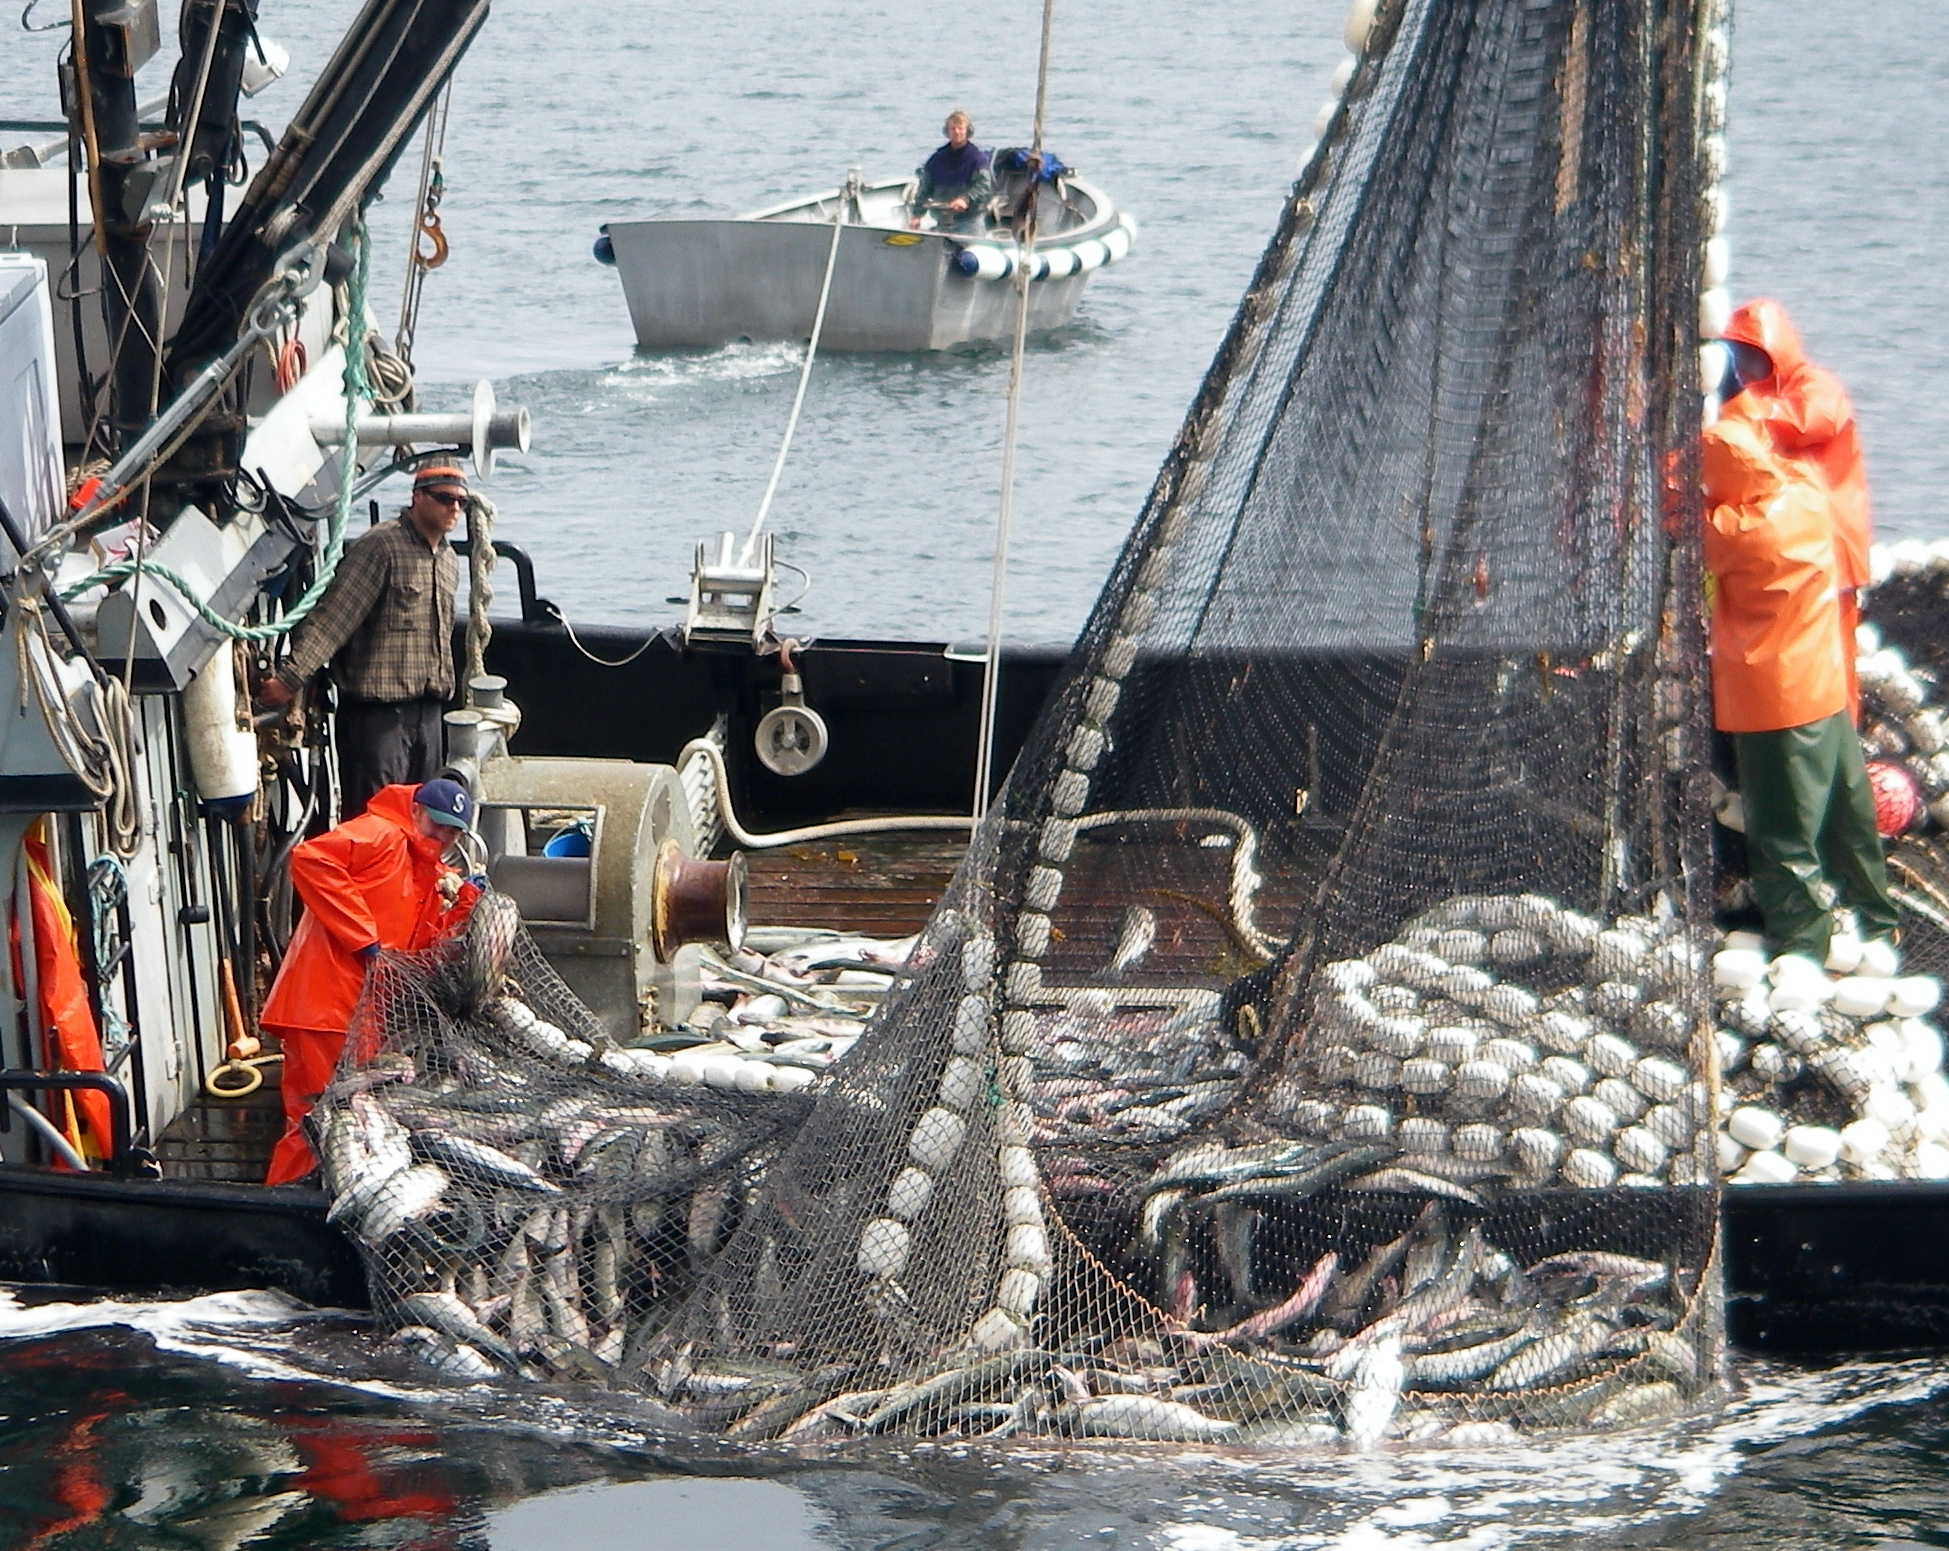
[10,0,1942,644]
[4,0,1949,1544]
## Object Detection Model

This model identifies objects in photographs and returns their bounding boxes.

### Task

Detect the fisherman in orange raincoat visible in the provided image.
[1717,298,1872,716]
[1700,408,1897,963]
[262,779,479,1185]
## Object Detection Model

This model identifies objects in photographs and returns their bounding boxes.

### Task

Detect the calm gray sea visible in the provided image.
[3,0,1949,1545]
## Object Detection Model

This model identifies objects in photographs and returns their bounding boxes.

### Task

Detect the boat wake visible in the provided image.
[0,1282,1944,1545]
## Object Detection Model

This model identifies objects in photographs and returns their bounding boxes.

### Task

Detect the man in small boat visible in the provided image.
[261,779,480,1185]
[257,463,466,818]
[1701,397,1898,966]
[907,110,993,233]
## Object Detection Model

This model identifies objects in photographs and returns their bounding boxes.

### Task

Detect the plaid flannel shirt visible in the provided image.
[278,517,456,703]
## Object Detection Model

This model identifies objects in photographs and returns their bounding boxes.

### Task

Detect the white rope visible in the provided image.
[462,489,496,700]
[740,170,855,567]
[972,0,1058,819]
[677,739,969,849]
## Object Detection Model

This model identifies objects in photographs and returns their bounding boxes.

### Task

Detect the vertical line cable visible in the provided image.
[972,0,1058,819]
[741,171,855,566]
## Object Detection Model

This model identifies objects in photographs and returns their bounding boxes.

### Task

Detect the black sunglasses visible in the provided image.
[420,488,467,507]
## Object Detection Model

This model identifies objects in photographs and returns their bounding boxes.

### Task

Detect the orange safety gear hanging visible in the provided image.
[13,824,113,1163]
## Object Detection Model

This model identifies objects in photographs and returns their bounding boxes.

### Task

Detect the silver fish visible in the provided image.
[1486,1310,1613,1390]
[1066,1394,1239,1441]
[391,1325,500,1380]
[1348,1167,1489,1210]
[1340,1332,1403,1457]
[860,1351,1052,1434]
[411,1131,562,1193]
[1107,906,1157,975]
[357,1163,450,1243]
[397,1291,518,1370]
[1407,1323,1539,1389]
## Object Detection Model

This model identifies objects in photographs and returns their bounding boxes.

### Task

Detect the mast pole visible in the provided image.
[71,0,163,449]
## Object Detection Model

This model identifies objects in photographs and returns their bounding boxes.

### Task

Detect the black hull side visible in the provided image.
[1722,1181,1949,1353]
[1,1161,1945,1357]
[0,1167,367,1310]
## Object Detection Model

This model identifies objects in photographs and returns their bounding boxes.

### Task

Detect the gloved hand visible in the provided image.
[356,943,381,963]
[467,874,490,891]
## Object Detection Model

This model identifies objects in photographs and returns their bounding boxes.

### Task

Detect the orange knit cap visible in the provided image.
[413,464,468,491]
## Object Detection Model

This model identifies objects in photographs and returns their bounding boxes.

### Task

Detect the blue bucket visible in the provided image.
[543,826,593,858]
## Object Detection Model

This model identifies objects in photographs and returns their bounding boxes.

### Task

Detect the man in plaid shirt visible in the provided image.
[259,465,464,816]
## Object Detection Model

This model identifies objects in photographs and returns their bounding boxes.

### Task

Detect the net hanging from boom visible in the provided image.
[321,0,1722,1444]
[632,0,1720,1443]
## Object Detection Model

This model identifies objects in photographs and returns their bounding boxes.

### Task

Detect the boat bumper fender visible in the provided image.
[592,230,616,266]
[954,244,1010,281]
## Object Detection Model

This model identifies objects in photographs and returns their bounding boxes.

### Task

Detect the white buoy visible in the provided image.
[1563,1147,1619,1188]
[1698,286,1731,337]
[1727,1106,1786,1152]
[1859,938,1902,979]
[1732,1149,1796,1185]
[1343,0,1377,53]
[1782,1125,1843,1170]
[183,641,259,803]
[1840,1116,1892,1165]
[1889,977,1941,1018]
[1071,239,1109,273]
[858,1218,912,1280]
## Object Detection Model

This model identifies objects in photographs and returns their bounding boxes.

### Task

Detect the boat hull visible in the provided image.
[0,1167,366,1309]
[1,623,1943,1356]
[604,219,1088,351]
[2,1146,1942,1357]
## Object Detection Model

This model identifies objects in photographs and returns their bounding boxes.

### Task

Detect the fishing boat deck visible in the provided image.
[148,826,1341,1185]
[743,836,965,939]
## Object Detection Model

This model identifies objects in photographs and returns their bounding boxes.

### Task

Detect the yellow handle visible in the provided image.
[205,1053,283,1100]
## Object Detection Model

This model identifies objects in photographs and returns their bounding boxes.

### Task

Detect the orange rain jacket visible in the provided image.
[1721,298,1872,716]
[1720,298,1870,595]
[262,784,473,1037]
[1700,416,1850,734]
[262,785,474,1184]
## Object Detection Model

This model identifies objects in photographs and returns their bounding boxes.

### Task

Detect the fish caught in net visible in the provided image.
[620,0,1724,1444]
[313,893,815,1385]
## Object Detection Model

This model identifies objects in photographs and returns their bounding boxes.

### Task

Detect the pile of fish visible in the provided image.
[1711,932,1949,1183]
[1291,893,1714,1190]
[1024,991,1249,1146]
[316,919,828,1385]
[698,1196,1703,1446]
[597,929,916,1095]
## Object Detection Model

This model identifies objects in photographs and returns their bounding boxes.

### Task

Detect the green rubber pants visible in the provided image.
[1734,710,1901,960]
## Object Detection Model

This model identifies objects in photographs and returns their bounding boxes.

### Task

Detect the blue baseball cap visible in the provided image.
[413,778,475,830]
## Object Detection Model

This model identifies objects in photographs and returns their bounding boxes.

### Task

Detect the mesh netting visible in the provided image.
[312,893,813,1386]
[620,0,1721,1444]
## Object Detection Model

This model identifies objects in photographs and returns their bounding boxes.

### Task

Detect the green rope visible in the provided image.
[61,223,372,642]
